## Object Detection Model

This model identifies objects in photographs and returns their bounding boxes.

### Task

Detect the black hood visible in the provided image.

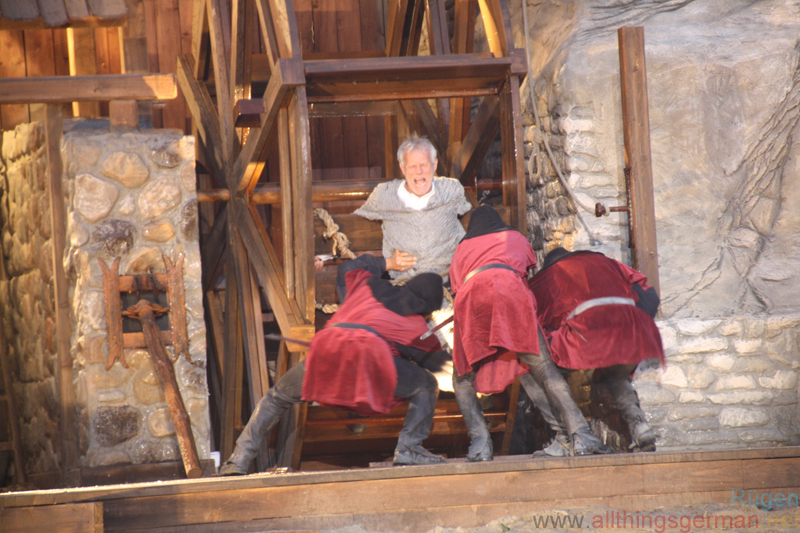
[462,205,512,241]
[367,272,443,316]
[541,247,604,270]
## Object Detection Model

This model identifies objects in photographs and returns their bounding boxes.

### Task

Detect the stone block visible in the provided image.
[717,320,743,337]
[737,428,789,444]
[668,406,720,421]
[142,219,175,242]
[714,374,757,391]
[684,431,741,446]
[136,177,181,219]
[768,350,800,370]
[147,408,175,437]
[687,366,715,389]
[707,354,736,371]
[102,151,150,188]
[93,405,141,446]
[636,383,676,406]
[719,407,770,428]
[707,390,772,405]
[676,319,721,336]
[683,418,719,432]
[772,392,797,406]
[74,173,119,223]
[733,357,774,373]
[734,339,762,354]
[678,337,728,354]
[658,366,688,388]
[678,391,705,404]
[179,161,196,192]
[758,370,799,390]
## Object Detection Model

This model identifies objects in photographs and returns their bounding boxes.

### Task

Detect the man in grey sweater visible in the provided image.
[336,135,472,299]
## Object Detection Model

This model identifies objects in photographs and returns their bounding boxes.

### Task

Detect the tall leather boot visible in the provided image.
[393,358,447,465]
[520,333,611,456]
[597,366,655,451]
[219,363,305,475]
[453,371,493,462]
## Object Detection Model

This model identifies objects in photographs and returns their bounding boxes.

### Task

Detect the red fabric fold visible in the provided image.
[528,253,664,370]
[450,231,539,394]
[302,269,440,415]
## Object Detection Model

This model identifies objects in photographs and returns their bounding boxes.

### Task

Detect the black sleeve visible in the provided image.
[632,282,660,318]
[336,254,387,302]
[394,343,450,373]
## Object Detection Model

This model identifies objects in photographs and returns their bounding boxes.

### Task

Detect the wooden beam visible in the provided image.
[302,54,511,102]
[0,73,177,104]
[499,76,526,235]
[452,95,500,183]
[190,0,209,78]
[220,231,244,461]
[109,99,138,128]
[289,88,314,322]
[228,57,305,194]
[201,205,228,293]
[619,27,660,293]
[206,0,234,161]
[384,0,410,56]
[278,108,294,300]
[44,104,79,485]
[0,502,103,533]
[177,54,225,179]
[448,0,476,164]
[197,179,387,204]
[66,27,100,117]
[229,0,254,139]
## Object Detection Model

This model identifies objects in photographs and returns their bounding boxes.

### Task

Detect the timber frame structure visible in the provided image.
[186,0,528,469]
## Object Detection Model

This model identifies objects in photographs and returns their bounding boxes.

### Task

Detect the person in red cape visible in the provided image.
[449,206,610,461]
[527,247,665,454]
[219,269,446,475]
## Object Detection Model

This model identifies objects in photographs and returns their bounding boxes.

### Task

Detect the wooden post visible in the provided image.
[44,104,79,485]
[499,76,527,236]
[618,27,660,293]
[109,100,139,129]
[124,300,202,478]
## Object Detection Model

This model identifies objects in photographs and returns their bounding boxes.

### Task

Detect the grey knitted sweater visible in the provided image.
[353,177,472,278]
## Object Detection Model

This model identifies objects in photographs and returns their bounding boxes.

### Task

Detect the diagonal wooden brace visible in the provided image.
[123,299,202,479]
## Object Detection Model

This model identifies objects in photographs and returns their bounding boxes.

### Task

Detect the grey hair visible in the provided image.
[397,135,437,168]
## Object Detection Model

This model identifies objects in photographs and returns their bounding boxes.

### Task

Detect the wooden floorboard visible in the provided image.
[1,447,799,532]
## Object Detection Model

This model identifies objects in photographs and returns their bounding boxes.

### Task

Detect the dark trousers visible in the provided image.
[229,353,439,468]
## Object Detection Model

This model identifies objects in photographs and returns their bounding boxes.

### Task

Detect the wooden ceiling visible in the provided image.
[0,0,127,29]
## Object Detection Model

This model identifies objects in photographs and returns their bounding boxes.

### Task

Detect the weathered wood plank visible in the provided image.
[0,502,103,533]
[45,104,79,485]
[23,28,57,122]
[500,76,526,235]
[87,0,127,18]
[278,108,295,298]
[221,228,244,460]
[0,30,30,129]
[289,88,314,321]
[452,95,500,183]
[177,54,224,179]
[154,0,186,130]
[67,27,101,117]
[229,57,305,193]
[0,73,177,104]
[618,27,660,293]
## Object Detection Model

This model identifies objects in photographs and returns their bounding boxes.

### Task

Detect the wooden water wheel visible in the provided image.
[185,0,527,471]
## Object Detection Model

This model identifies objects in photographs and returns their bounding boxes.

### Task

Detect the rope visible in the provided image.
[314,208,356,260]
[520,0,601,246]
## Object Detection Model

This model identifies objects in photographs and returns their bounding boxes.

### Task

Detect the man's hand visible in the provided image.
[386,250,417,272]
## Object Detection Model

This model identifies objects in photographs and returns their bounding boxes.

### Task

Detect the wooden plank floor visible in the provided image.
[2,447,800,532]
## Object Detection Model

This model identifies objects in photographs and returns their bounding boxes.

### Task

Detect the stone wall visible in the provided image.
[637,317,800,449]
[1,121,210,478]
[62,127,210,468]
[512,0,800,450]
[0,122,61,476]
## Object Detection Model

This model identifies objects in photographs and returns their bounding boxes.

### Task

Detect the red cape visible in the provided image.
[528,253,664,370]
[450,231,539,394]
[302,269,440,415]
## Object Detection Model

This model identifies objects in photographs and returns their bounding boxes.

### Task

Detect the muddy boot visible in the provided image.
[629,419,656,452]
[219,363,305,475]
[532,432,570,458]
[571,427,613,456]
[453,371,493,462]
[393,444,447,466]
